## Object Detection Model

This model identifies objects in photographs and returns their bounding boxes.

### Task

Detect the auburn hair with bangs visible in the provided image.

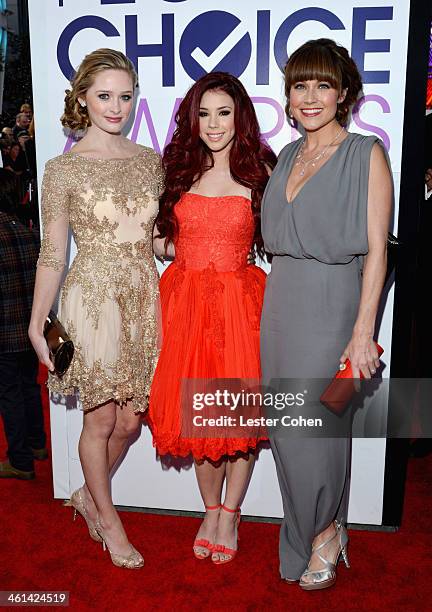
[156,72,277,255]
[284,38,363,125]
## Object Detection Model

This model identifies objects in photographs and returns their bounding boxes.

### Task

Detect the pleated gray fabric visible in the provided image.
[260,132,383,580]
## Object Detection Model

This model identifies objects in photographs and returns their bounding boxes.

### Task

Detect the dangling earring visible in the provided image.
[79,100,86,108]
[288,106,293,119]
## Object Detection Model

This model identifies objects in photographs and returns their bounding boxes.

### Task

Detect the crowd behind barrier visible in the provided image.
[0,102,39,229]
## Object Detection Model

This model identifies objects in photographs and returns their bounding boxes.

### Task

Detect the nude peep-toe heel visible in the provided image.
[95,519,144,569]
[64,488,102,543]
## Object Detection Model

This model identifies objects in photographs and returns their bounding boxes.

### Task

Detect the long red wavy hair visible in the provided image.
[156,72,277,256]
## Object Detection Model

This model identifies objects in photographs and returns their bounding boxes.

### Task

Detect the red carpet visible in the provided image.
[0,370,430,611]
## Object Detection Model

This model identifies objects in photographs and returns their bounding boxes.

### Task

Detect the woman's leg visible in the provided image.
[82,402,142,516]
[300,437,351,585]
[212,452,255,561]
[78,401,140,557]
[193,458,226,556]
[270,436,350,581]
[108,403,142,471]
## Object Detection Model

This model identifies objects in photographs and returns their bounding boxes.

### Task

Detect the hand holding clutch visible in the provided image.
[320,343,384,415]
[43,311,74,377]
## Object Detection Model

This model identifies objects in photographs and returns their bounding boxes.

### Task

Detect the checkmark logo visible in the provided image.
[191,23,249,73]
[180,11,252,80]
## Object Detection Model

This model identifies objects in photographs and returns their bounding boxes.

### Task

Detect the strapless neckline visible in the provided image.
[184,192,251,203]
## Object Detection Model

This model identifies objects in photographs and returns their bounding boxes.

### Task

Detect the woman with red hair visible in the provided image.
[149,72,276,564]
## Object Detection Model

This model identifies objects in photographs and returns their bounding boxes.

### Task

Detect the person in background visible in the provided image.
[2,141,27,176]
[20,103,33,121]
[17,129,31,152]
[0,169,47,481]
[23,116,39,228]
[0,139,8,168]
[20,118,37,178]
[12,112,31,140]
[27,117,36,159]
[1,126,14,143]
[3,139,30,205]
[0,128,14,166]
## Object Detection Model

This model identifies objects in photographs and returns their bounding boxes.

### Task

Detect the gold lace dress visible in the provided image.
[38,146,163,412]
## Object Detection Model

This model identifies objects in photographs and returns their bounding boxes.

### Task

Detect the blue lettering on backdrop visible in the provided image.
[351,7,392,84]
[55,2,394,149]
[125,14,175,85]
[56,7,394,86]
[179,11,252,80]
[256,11,271,85]
[57,16,120,80]
[274,8,345,71]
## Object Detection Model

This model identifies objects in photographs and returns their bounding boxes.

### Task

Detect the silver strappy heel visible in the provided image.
[299,520,350,591]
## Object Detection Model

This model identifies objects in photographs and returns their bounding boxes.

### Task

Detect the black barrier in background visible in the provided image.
[384,1,432,529]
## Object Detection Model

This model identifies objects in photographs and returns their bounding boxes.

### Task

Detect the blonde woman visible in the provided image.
[29,49,163,569]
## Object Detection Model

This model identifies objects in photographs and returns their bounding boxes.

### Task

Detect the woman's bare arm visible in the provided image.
[153,222,175,261]
[340,143,393,378]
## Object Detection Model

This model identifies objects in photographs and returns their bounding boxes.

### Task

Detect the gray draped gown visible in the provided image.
[260,132,383,580]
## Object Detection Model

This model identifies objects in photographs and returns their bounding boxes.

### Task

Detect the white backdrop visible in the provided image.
[28,0,410,523]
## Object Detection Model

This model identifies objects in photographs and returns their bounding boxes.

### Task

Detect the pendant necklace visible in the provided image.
[294,126,345,177]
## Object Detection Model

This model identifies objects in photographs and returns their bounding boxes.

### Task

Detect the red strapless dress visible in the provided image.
[148,193,266,460]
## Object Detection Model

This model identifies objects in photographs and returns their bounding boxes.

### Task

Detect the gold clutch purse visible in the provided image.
[43,311,74,377]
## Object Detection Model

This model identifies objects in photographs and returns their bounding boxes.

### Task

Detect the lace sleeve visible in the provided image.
[155,152,165,197]
[37,158,70,271]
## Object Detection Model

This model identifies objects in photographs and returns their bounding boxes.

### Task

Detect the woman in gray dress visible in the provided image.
[260,39,392,590]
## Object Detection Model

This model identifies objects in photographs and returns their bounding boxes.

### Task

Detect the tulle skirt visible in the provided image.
[148,262,267,460]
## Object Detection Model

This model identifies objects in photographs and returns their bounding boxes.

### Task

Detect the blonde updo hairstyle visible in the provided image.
[284,38,363,127]
[61,48,138,132]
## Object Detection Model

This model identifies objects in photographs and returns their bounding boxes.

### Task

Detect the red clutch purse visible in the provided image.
[320,343,384,415]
